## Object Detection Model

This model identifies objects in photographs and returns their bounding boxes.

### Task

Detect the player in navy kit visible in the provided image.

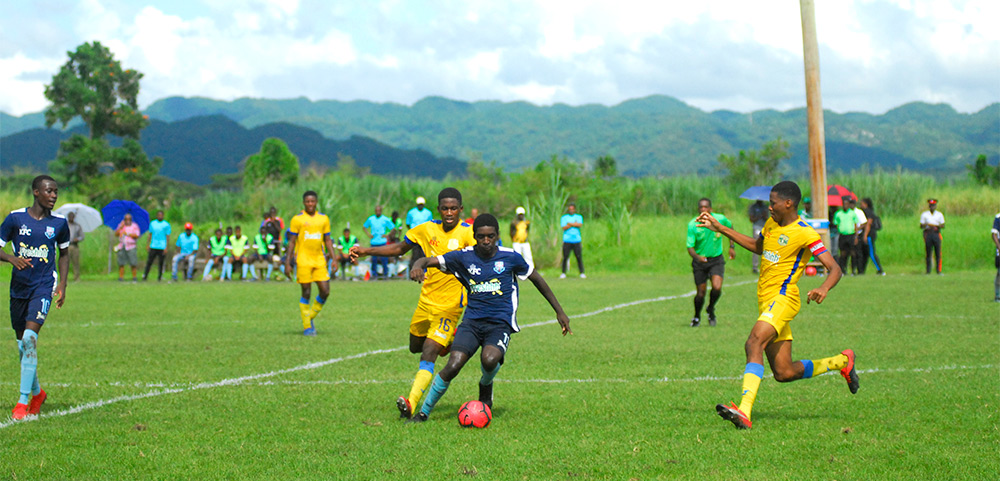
[0,175,70,420]
[407,213,571,422]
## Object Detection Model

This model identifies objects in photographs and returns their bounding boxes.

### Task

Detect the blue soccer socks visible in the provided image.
[419,374,451,416]
[480,363,501,386]
[19,330,39,405]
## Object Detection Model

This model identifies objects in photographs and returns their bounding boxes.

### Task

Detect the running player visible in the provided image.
[349,187,475,418]
[686,198,735,327]
[284,190,337,336]
[408,213,571,423]
[697,181,857,430]
[0,175,69,420]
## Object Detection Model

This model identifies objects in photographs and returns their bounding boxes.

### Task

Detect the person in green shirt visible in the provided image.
[798,197,812,219]
[202,228,229,281]
[250,226,276,281]
[686,198,736,327]
[335,227,359,280]
[832,197,859,274]
[227,226,251,281]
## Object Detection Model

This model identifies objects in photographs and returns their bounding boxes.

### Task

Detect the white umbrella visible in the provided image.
[54,203,103,232]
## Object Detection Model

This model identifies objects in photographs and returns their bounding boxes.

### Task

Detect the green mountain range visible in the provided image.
[3,95,997,178]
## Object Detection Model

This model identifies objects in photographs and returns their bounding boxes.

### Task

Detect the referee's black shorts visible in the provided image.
[692,255,725,285]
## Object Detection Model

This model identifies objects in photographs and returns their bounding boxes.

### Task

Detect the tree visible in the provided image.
[243,138,300,189]
[717,137,789,186]
[44,41,148,140]
[595,155,618,179]
[967,154,999,187]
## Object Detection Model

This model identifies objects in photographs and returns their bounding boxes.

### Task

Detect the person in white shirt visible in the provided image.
[919,199,946,274]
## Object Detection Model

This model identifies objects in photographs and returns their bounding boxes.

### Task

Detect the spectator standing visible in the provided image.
[464,208,480,226]
[747,200,769,273]
[510,206,534,271]
[992,213,1000,302]
[849,199,868,275]
[66,211,84,281]
[860,198,885,275]
[920,199,945,274]
[115,213,141,282]
[827,205,840,258]
[833,198,858,274]
[171,223,199,282]
[560,203,585,279]
[335,228,359,280]
[363,205,395,280]
[798,197,812,219]
[406,197,434,274]
[143,210,171,282]
[266,207,285,244]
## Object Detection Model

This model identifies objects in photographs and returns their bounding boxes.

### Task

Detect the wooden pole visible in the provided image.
[800,0,831,247]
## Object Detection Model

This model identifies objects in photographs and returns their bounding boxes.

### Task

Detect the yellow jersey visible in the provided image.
[288,210,331,268]
[405,220,476,307]
[512,219,530,243]
[758,217,828,301]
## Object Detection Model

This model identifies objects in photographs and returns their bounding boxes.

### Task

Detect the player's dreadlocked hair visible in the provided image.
[438,187,462,205]
[473,213,499,233]
[771,181,801,206]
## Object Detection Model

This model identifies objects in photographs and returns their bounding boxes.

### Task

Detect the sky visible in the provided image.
[1,0,997,117]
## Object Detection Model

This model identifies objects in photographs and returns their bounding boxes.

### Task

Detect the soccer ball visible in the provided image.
[457,400,492,428]
[205,274,214,281]
[804,266,818,277]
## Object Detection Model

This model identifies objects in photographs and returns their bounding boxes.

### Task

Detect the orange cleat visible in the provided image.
[11,403,29,421]
[28,390,47,415]
[716,402,752,429]
[840,349,859,394]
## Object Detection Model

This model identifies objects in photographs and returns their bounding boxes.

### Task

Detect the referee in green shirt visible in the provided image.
[686,198,735,327]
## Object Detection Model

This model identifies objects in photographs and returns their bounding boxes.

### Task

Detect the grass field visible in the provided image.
[0,271,997,479]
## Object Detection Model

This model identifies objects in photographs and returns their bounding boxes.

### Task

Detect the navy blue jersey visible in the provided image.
[437,246,533,331]
[0,208,70,299]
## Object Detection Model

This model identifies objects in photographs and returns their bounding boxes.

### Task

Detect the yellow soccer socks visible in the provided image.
[299,298,313,330]
[309,296,326,320]
[738,362,765,419]
[407,361,435,409]
[801,353,849,378]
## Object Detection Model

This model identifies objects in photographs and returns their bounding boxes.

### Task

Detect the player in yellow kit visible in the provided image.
[697,181,858,430]
[350,187,475,419]
[284,190,337,336]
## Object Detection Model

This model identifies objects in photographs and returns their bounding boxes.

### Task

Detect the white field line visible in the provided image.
[3,363,994,390]
[0,279,742,429]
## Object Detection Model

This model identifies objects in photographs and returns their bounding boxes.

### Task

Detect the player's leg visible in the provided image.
[478,326,511,410]
[768,339,857,394]
[994,255,999,301]
[298,280,314,335]
[400,304,456,418]
[691,272,707,327]
[309,278,330,319]
[707,273,723,326]
[868,237,884,274]
[573,243,585,276]
[560,243,570,277]
[414,323,478,421]
[924,234,933,274]
[934,234,942,273]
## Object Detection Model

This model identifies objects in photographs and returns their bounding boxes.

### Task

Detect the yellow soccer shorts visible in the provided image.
[296,264,331,284]
[757,294,800,343]
[410,299,464,347]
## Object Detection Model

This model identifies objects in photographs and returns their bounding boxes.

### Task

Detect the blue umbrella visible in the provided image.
[739,186,772,201]
[102,200,150,235]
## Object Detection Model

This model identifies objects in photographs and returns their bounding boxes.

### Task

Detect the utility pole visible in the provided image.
[800,0,831,247]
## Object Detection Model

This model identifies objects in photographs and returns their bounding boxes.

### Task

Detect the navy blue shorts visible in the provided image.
[9,295,52,331]
[452,318,513,358]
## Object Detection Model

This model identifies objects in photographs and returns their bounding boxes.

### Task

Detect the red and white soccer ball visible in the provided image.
[804,266,818,277]
[457,400,492,428]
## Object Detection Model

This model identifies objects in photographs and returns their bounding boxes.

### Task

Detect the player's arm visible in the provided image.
[324,233,338,274]
[409,255,442,283]
[55,246,68,307]
[806,250,842,305]
[0,248,32,269]
[510,221,516,239]
[350,241,413,261]
[527,269,572,335]
[697,212,761,254]
[283,233,297,279]
[687,247,706,263]
[0,222,32,269]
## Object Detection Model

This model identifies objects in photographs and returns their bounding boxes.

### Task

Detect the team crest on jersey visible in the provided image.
[447,238,459,250]
[778,234,789,246]
[493,261,505,274]
[467,263,481,275]
[45,226,55,239]
[19,225,31,236]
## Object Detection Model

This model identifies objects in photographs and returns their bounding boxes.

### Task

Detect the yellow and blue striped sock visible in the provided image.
[299,297,313,330]
[407,360,435,409]
[309,296,326,320]
[738,362,764,419]
[801,354,849,378]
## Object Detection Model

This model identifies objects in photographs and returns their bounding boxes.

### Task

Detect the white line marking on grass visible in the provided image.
[0,281,757,429]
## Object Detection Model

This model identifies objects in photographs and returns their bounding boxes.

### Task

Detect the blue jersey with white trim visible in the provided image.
[0,208,70,299]
[437,247,532,331]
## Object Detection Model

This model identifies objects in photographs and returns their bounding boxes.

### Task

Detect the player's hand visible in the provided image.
[728,247,736,260]
[696,212,720,231]
[557,313,572,336]
[348,246,364,261]
[807,287,829,304]
[409,268,426,283]
[55,282,67,308]
[10,257,33,270]
[283,262,292,280]
[698,256,708,263]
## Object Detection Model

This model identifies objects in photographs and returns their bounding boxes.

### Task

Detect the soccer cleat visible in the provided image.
[716,402,752,429]
[690,317,700,327]
[11,403,29,421]
[27,390,47,415]
[579,273,587,279]
[396,396,412,419]
[559,273,567,279]
[840,349,859,394]
[407,412,428,424]
[706,310,717,327]
[303,327,317,336]
[479,382,493,410]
